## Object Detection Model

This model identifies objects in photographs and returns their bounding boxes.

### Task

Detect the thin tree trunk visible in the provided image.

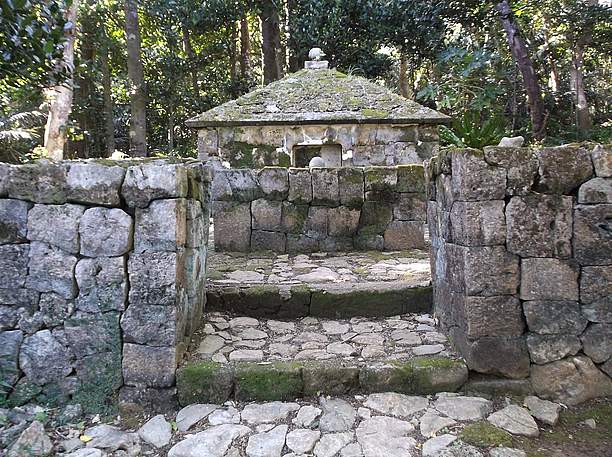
[286,0,299,72]
[76,1,96,159]
[239,15,251,80]
[44,0,80,160]
[260,0,282,84]
[101,38,115,156]
[542,19,560,93]
[399,54,414,99]
[124,0,147,157]
[182,25,199,98]
[168,106,174,153]
[496,0,547,140]
[229,21,238,91]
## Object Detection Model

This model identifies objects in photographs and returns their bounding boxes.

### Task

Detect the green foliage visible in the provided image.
[459,421,513,448]
[440,111,505,149]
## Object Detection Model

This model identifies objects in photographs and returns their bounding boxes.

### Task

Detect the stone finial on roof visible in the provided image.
[305,47,329,70]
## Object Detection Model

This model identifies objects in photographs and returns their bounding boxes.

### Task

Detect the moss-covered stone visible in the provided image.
[6,379,42,407]
[302,362,360,396]
[234,362,303,401]
[281,202,309,233]
[357,201,393,235]
[177,362,233,406]
[397,165,426,193]
[459,421,513,448]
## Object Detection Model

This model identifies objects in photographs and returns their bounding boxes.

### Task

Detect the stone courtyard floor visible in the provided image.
[3,393,611,457]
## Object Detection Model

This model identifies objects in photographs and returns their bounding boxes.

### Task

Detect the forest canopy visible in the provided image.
[0,0,610,162]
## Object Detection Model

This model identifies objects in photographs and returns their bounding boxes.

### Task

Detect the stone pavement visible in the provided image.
[3,391,570,457]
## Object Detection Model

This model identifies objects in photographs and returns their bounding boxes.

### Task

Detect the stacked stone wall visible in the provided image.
[212,165,427,253]
[0,159,211,413]
[426,143,612,404]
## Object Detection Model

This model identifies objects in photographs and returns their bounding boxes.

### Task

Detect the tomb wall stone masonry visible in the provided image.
[426,143,612,405]
[0,158,212,413]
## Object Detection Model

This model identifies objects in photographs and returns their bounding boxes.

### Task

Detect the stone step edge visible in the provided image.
[176,357,468,406]
[206,282,433,318]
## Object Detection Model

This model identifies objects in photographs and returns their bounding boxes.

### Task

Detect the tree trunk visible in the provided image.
[101,38,115,157]
[182,25,199,98]
[43,0,80,161]
[124,0,147,157]
[168,106,174,153]
[496,0,547,140]
[260,0,283,84]
[399,54,414,99]
[229,21,238,91]
[239,15,251,80]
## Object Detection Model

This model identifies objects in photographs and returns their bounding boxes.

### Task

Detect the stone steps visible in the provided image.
[177,312,468,405]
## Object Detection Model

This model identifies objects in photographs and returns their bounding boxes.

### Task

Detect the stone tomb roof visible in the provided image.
[186,68,450,128]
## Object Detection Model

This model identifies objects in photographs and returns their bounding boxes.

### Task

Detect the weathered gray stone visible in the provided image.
[489,448,526,457]
[397,165,425,193]
[436,442,484,457]
[128,251,181,306]
[138,414,172,448]
[288,168,313,204]
[252,199,282,230]
[526,333,582,364]
[383,220,425,250]
[246,424,287,457]
[135,199,186,253]
[487,405,539,437]
[358,201,393,236]
[211,170,233,201]
[26,242,78,299]
[79,208,133,257]
[286,428,320,454]
[483,146,538,195]
[66,162,125,205]
[76,256,127,312]
[251,230,286,251]
[213,201,251,251]
[580,266,612,323]
[0,305,20,330]
[523,396,561,425]
[122,161,188,208]
[365,167,397,198]
[280,202,308,234]
[463,246,519,297]
[338,167,364,207]
[293,405,322,428]
[422,434,457,456]
[506,195,572,258]
[537,145,593,194]
[167,424,251,457]
[83,424,140,452]
[0,199,29,244]
[531,356,612,405]
[7,161,67,203]
[313,431,353,457]
[520,258,579,301]
[176,404,218,432]
[27,203,85,253]
[319,398,356,432]
[208,406,240,425]
[364,393,428,418]
[303,206,328,240]
[393,193,426,221]
[328,206,360,237]
[0,162,10,197]
[226,169,262,202]
[578,177,612,203]
[241,402,300,424]
[258,168,289,200]
[0,330,23,385]
[353,233,384,251]
[449,200,505,245]
[312,168,339,206]
[433,395,492,421]
[19,329,72,385]
[573,204,612,265]
[121,304,177,346]
[7,420,52,457]
[451,149,506,201]
[581,323,612,363]
[122,343,176,387]
[464,296,524,338]
[591,144,611,177]
[356,416,416,457]
[523,301,588,334]
[0,244,29,288]
[39,293,74,326]
[419,410,457,437]
[64,312,120,358]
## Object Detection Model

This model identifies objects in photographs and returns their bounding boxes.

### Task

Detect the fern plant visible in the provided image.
[440,110,506,149]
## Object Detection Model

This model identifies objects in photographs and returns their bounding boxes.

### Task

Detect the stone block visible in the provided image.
[304,206,328,240]
[536,145,593,194]
[451,149,506,201]
[0,199,29,244]
[185,201,207,249]
[465,296,524,339]
[416,141,439,161]
[0,287,38,308]
[75,257,127,312]
[580,266,612,323]
[450,200,505,246]
[0,330,23,386]
[251,199,282,231]
[26,242,77,299]
[281,202,308,234]
[358,201,393,235]
[80,208,133,257]
[122,161,189,208]
[7,161,67,203]
[135,199,187,253]
[177,362,234,405]
[520,258,579,301]
[387,142,419,164]
[393,194,426,221]
[320,236,353,252]
[591,144,611,177]
[384,221,425,250]
[435,174,454,208]
[427,201,451,243]
[197,128,218,158]
[0,163,9,197]
[64,312,121,358]
[38,293,73,327]
[580,323,612,363]
[258,167,289,200]
[578,177,612,204]
[128,251,183,306]
[123,343,176,388]
[0,306,19,330]
[234,362,303,401]
[211,170,233,201]
[573,204,612,265]
[286,234,319,253]
[251,230,286,251]
[226,169,262,202]
[523,301,588,335]
[288,168,313,204]
[0,244,28,290]
[65,162,125,205]
[506,195,572,258]
[353,233,384,251]
[312,168,339,206]
[338,167,364,207]
[121,304,177,347]
[302,362,359,396]
[527,334,582,364]
[464,246,519,297]
[328,206,360,237]
[483,146,538,195]
[19,329,72,385]
[212,201,251,251]
[364,167,397,200]
[397,165,425,193]
[27,203,85,254]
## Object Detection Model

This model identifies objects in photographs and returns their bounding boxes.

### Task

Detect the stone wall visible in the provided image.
[426,144,612,404]
[0,159,211,413]
[198,123,439,168]
[212,165,427,253]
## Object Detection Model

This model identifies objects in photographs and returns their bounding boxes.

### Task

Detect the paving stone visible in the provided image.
[229,317,260,328]
[433,396,493,421]
[286,428,321,454]
[246,424,287,457]
[327,342,357,356]
[7,420,52,457]
[83,424,140,452]
[313,431,354,457]
[293,405,322,428]
[229,349,264,362]
[523,396,561,426]
[487,405,539,437]
[489,448,527,457]
[138,414,172,448]
[294,267,339,283]
[319,397,356,432]
[323,321,351,334]
[198,335,226,355]
[356,416,416,457]
[208,407,240,425]
[340,442,364,457]
[419,410,457,437]
[413,344,445,356]
[167,424,251,457]
[241,402,300,424]
[176,404,218,432]
[422,434,457,456]
[364,393,428,418]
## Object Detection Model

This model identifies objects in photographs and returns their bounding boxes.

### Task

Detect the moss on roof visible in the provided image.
[186,68,450,128]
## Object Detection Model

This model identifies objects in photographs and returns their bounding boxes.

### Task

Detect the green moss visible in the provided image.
[230,141,256,168]
[177,362,233,405]
[246,284,280,296]
[207,270,225,280]
[234,362,303,401]
[411,357,462,369]
[459,421,513,448]
[361,108,390,118]
[72,352,122,415]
